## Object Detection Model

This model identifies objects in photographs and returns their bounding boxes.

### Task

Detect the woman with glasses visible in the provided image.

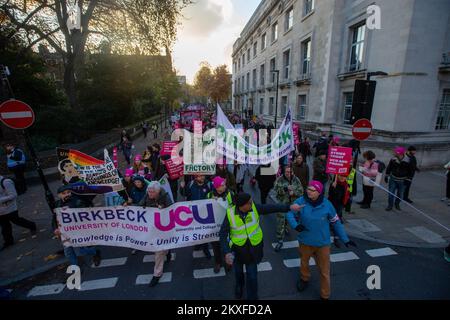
[286,180,356,300]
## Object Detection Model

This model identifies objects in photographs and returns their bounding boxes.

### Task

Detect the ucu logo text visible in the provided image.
[154,204,215,231]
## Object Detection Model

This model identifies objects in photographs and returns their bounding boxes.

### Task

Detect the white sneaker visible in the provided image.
[441,197,448,202]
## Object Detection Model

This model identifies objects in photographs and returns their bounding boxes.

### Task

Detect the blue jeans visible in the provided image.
[234,261,258,300]
[388,178,405,208]
[64,246,97,266]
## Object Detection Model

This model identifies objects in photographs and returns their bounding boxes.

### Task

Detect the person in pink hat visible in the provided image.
[286,180,356,300]
[385,146,412,211]
[207,176,236,273]
[133,154,151,179]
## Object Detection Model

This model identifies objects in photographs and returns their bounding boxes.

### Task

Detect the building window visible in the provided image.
[343,92,353,124]
[237,78,240,93]
[241,76,245,92]
[269,97,275,115]
[285,7,294,31]
[304,0,315,16]
[253,42,258,58]
[270,58,276,83]
[260,64,265,86]
[349,23,366,72]
[298,95,307,120]
[259,98,265,115]
[281,96,288,117]
[436,89,450,130]
[261,33,267,51]
[283,49,290,80]
[247,49,251,63]
[246,72,250,90]
[238,58,241,71]
[271,22,278,42]
[301,38,311,75]
[252,69,257,89]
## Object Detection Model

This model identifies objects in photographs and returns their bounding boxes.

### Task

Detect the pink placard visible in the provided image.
[161,141,179,157]
[326,146,353,176]
[165,159,184,180]
[293,123,300,145]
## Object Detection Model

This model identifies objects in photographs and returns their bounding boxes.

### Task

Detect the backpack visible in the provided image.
[374,160,386,173]
[0,177,18,193]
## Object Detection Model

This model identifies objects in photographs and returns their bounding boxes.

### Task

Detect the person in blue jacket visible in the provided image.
[286,180,356,300]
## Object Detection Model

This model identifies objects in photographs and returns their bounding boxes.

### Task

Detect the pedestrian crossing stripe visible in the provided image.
[143,253,177,263]
[135,273,172,285]
[192,249,214,258]
[365,247,398,257]
[27,284,65,297]
[79,277,118,291]
[91,257,128,268]
[283,251,360,268]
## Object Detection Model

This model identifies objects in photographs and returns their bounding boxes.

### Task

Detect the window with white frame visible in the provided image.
[269,97,274,115]
[349,23,366,72]
[301,38,311,75]
[436,89,450,130]
[270,57,276,83]
[259,98,265,115]
[304,0,315,16]
[252,69,257,89]
[281,96,288,116]
[285,7,294,31]
[283,49,290,80]
[261,33,267,51]
[272,22,278,42]
[260,64,265,86]
[253,42,258,58]
[298,95,307,120]
[343,92,353,124]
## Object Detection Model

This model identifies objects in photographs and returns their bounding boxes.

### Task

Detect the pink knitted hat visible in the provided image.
[308,180,324,194]
[212,176,226,189]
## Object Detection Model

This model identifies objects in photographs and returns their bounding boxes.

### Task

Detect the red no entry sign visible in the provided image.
[352,118,372,141]
[0,99,35,129]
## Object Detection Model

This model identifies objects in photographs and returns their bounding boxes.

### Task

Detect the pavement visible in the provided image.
[1,123,449,299]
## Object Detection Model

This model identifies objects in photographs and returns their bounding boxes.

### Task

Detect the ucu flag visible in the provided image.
[154,203,215,231]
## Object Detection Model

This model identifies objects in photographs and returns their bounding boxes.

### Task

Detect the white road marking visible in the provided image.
[366,247,398,258]
[193,267,226,279]
[79,277,118,291]
[405,226,446,243]
[143,253,177,263]
[192,249,214,258]
[135,272,172,285]
[27,284,65,297]
[283,251,359,268]
[347,219,381,232]
[256,262,272,272]
[91,257,127,268]
[1,111,33,119]
[271,240,298,249]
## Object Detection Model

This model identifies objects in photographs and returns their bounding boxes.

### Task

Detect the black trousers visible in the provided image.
[446,173,450,198]
[10,166,27,194]
[404,179,413,200]
[0,211,36,245]
[362,185,374,205]
[198,242,222,265]
[260,189,270,204]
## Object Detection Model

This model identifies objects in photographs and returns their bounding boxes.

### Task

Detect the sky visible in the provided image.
[172,0,261,84]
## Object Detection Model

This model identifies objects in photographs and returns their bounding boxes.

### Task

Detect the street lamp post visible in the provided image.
[271,70,280,128]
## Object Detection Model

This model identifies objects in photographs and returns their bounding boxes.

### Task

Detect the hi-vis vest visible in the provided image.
[208,191,233,206]
[226,203,263,247]
[347,168,356,193]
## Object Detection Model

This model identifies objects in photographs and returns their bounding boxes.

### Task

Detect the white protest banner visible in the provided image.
[216,105,294,164]
[55,199,227,252]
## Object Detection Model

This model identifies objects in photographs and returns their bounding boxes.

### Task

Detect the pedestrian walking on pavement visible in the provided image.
[119,136,133,166]
[442,160,450,206]
[274,166,303,252]
[142,122,148,139]
[0,175,36,250]
[385,147,412,211]
[404,146,421,204]
[152,122,158,139]
[139,181,174,287]
[3,142,27,195]
[286,180,356,300]
[254,164,277,204]
[53,185,101,267]
[358,151,379,209]
[220,192,303,300]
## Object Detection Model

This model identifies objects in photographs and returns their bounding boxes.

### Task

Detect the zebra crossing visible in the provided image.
[25,243,400,298]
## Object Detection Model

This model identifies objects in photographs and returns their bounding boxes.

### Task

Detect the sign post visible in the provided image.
[0,99,55,211]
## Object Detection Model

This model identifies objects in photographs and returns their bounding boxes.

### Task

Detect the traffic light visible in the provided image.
[350,80,376,124]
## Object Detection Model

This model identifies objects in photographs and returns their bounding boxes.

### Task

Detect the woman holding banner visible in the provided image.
[139,181,174,287]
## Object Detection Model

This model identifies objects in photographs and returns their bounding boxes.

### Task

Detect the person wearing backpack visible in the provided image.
[385,147,412,211]
[0,175,37,250]
[358,151,379,209]
[4,143,27,195]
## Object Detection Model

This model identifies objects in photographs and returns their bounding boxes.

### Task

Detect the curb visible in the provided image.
[0,258,67,287]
